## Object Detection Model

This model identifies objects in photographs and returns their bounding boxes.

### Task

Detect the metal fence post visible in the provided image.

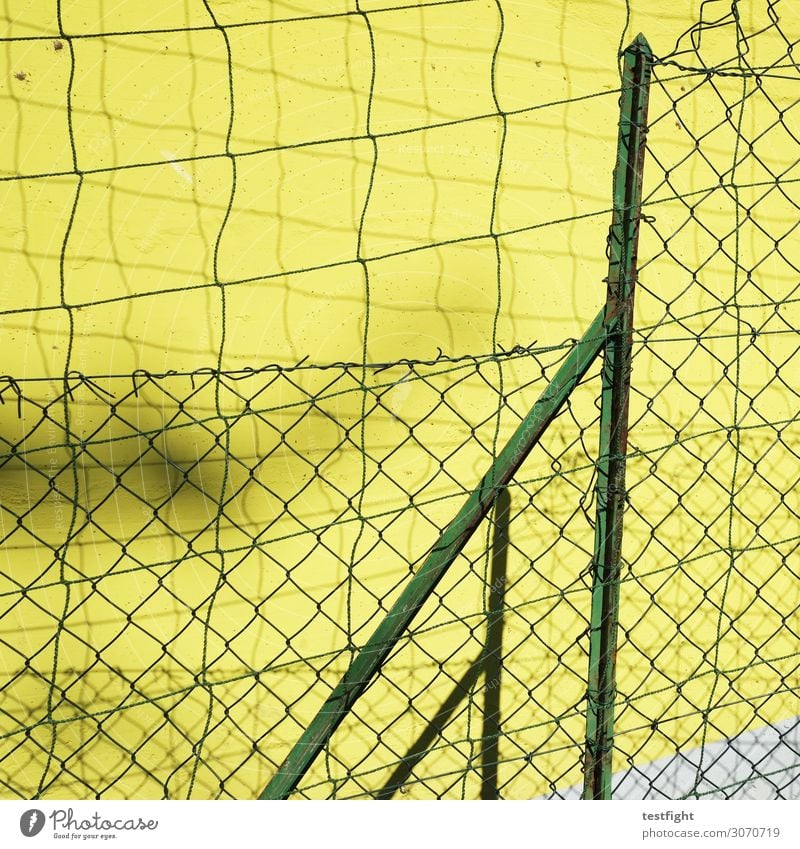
[582,33,652,801]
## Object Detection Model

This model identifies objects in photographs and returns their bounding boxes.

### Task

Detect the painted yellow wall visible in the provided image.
[1,0,798,799]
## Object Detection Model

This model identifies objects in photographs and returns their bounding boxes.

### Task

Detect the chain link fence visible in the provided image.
[0,342,602,799]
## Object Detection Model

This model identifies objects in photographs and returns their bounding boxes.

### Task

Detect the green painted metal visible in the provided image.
[582,33,652,801]
[260,307,610,800]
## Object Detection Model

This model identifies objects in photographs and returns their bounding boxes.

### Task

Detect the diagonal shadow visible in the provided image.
[376,488,510,800]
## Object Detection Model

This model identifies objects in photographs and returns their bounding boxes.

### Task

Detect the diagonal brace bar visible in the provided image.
[260,306,612,800]
[582,33,652,801]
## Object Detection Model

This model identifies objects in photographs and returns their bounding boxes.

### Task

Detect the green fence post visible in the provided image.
[260,306,610,800]
[582,34,652,800]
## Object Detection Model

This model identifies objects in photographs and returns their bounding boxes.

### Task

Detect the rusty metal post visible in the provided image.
[582,33,652,801]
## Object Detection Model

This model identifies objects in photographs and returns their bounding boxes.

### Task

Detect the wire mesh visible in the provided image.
[0,0,798,800]
[607,0,800,801]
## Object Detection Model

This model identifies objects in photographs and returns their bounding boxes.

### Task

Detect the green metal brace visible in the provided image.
[260,307,609,799]
[582,34,652,800]
[259,34,652,802]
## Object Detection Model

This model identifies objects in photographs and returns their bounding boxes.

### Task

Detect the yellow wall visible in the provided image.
[1,0,798,799]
